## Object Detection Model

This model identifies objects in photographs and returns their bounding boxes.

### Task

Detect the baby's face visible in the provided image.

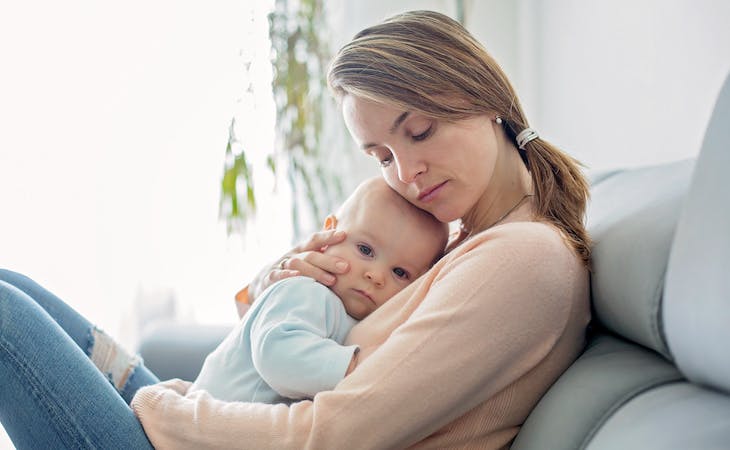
[325,197,444,320]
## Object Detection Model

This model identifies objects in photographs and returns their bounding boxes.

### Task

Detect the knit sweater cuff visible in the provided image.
[131,378,191,423]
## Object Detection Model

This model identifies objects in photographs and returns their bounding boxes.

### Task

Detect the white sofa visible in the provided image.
[139,73,730,449]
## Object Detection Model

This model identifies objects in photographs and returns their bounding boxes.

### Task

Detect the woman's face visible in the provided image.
[342,95,499,223]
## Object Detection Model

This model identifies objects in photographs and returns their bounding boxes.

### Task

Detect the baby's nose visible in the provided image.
[365,270,385,287]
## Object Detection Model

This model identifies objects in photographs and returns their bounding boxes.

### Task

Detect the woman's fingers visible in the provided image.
[265,268,301,285]
[283,251,349,286]
[294,229,347,253]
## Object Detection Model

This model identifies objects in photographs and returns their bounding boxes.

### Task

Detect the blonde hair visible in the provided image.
[328,10,591,266]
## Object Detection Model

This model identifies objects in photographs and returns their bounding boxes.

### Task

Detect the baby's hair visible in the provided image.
[336,177,449,264]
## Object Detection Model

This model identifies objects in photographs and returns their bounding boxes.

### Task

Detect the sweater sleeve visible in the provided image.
[249,279,358,399]
[131,226,583,450]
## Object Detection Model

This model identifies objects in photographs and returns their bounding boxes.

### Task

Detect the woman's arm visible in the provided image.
[133,226,585,449]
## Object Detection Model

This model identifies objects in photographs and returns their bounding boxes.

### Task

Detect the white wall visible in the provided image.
[468,0,730,170]
[0,0,289,347]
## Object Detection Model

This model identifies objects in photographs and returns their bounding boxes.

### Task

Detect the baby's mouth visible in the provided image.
[353,288,374,304]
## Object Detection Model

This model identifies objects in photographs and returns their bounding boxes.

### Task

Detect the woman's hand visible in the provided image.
[247,229,350,303]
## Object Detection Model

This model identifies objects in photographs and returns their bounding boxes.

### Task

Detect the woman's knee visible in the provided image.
[0,279,25,313]
[0,282,139,391]
[0,269,45,303]
[0,268,31,288]
[0,280,40,340]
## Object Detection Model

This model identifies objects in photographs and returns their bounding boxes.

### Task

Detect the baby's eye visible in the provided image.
[358,244,373,257]
[392,267,409,279]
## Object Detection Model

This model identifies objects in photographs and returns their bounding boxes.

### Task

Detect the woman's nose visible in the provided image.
[364,270,385,287]
[393,152,426,184]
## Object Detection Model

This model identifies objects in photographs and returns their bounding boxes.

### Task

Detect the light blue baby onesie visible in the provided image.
[190,276,359,404]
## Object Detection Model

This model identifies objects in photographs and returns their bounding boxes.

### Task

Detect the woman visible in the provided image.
[0,10,590,449]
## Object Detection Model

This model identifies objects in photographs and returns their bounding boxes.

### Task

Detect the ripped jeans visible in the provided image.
[0,269,158,449]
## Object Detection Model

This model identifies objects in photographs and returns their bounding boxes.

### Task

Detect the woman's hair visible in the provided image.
[327,10,591,266]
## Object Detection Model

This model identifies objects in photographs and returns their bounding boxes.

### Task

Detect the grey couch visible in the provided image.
[139,73,730,449]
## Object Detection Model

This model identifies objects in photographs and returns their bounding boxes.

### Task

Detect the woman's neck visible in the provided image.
[460,141,534,237]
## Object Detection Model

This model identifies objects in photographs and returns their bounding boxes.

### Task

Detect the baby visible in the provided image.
[190,177,448,403]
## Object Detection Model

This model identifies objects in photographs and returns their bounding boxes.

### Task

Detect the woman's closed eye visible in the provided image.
[411,125,433,142]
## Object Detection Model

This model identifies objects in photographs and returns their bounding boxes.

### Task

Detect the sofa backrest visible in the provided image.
[663,72,730,394]
[512,73,730,449]
[587,158,693,359]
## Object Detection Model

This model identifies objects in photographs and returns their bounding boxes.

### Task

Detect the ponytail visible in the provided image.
[521,137,592,267]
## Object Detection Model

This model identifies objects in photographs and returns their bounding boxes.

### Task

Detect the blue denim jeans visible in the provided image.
[0,269,158,449]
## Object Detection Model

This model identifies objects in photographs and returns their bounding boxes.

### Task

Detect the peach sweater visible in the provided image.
[131,222,590,449]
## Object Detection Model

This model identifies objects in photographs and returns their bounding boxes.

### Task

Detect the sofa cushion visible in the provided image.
[586,159,694,358]
[664,73,730,393]
[585,382,730,449]
[511,333,682,450]
[138,322,231,382]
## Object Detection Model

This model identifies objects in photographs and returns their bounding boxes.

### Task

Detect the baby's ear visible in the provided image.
[323,214,338,230]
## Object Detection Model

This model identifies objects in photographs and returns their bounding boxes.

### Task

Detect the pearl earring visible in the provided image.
[495,116,503,125]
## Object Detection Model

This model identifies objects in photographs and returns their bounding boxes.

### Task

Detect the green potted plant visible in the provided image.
[220,0,342,239]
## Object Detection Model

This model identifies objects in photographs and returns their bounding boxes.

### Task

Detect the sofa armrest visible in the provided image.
[137,322,232,382]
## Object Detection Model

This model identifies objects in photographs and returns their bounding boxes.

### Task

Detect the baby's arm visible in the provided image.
[249,278,359,400]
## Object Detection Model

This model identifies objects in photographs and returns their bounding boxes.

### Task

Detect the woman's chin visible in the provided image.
[428,207,462,224]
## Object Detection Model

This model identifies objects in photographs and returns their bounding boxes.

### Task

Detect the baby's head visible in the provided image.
[323,177,448,319]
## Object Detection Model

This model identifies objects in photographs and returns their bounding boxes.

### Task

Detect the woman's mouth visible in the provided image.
[417,181,447,202]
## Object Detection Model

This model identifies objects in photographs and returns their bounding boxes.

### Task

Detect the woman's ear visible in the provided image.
[323,214,338,230]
